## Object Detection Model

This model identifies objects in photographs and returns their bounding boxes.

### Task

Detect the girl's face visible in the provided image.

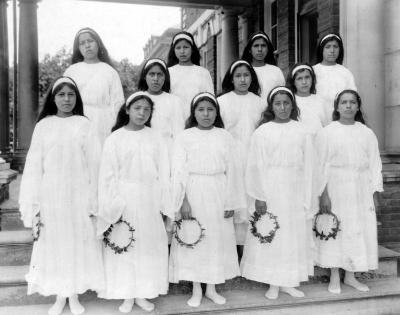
[194,100,217,130]
[250,38,268,62]
[126,98,152,129]
[294,70,312,96]
[337,93,359,122]
[322,40,340,65]
[78,32,99,62]
[232,65,251,94]
[174,39,192,65]
[54,85,76,117]
[145,65,165,94]
[272,93,293,123]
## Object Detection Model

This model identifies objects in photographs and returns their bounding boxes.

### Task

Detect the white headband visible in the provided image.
[192,92,217,106]
[321,33,341,44]
[251,33,270,43]
[52,77,77,93]
[230,60,251,74]
[76,28,97,39]
[144,59,167,70]
[173,33,193,46]
[268,86,294,102]
[291,65,313,78]
[126,91,149,106]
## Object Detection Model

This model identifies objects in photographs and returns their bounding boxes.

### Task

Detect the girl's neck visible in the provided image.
[125,122,145,131]
[273,118,291,124]
[147,89,163,95]
[233,89,249,96]
[252,59,265,67]
[338,118,356,125]
[196,125,214,131]
[296,91,311,97]
[83,58,100,64]
[178,61,193,66]
[56,112,73,118]
[321,60,337,66]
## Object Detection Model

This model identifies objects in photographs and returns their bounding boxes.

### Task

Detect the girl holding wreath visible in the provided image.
[96,92,171,313]
[315,89,383,294]
[169,92,246,307]
[240,87,315,300]
[19,77,105,315]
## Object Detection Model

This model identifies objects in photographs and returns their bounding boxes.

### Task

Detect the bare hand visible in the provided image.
[224,210,234,218]
[180,197,192,220]
[255,199,267,215]
[319,187,332,214]
[373,191,380,211]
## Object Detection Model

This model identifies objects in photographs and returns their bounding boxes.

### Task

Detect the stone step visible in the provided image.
[1,278,400,314]
[0,230,33,266]
[0,200,24,231]
[0,265,28,286]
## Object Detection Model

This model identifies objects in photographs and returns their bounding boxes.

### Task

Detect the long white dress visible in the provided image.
[97,127,171,299]
[145,91,185,155]
[296,94,327,129]
[169,127,247,284]
[313,63,357,123]
[240,121,314,287]
[218,91,264,244]
[168,64,214,120]
[18,115,104,297]
[253,64,285,104]
[64,62,125,144]
[314,121,383,271]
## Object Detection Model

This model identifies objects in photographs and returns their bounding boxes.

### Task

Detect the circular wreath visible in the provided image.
[313,212,341,241]
[32,213,43,242]
[173,217,206,249]
[249,211,280,244]
[103,218,135,254]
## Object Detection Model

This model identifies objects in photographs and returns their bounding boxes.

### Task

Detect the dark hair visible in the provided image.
[167,31,200,67]
[220,60,260,95]
[111,94,154,132]
[259,87,299,126]
[241,31,277,66]
[185,93,224,129]
[332,89,365,124]
[286,62,316,94]
[71,27,114,67]
[137,59,170,93]
[37,76,84,123]
[316,33,344,65]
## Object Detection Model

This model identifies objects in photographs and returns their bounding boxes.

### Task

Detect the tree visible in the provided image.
[115,58,140,98]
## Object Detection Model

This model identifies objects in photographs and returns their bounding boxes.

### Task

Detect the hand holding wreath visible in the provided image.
[180,196,192,220]
[255,199,267,215]
[224,210,234,218]
[319,187,332,214]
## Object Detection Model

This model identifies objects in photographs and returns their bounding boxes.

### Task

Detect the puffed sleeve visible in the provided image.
[110,69,125,117]
[367,130,383,193]
[18,124,43,227]
[315,128,330,196]
[170,134,189,214]
[347,69,357,91]
[157,138,173,218]
[96,135,126,235]
[203,69,214,94]
[277,68,286,86]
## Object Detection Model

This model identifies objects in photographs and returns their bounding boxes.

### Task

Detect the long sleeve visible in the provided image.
[18,125,43,227]
[171,97,185,137]
[157,139,173,218]
[110,70,125,117]
[96,136,126,235]
[315,128,330,196]
[368,131,383,193]
[203,70,214,94]
[303,134,316,218]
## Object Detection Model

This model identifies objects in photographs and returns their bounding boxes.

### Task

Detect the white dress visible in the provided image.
[18,115,104,297]
[240,121,314,287]
[296,94,327,129]
[314,121,383,271]
[169,127,247,284]
[168,64,214,120]
[253,64,285,104]
[64,62,125,144]
[218,91,264,244]
[145,91,185,155]
[97,127,171,299]
[313,63,357,123]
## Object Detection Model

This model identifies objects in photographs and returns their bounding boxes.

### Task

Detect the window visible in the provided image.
[298,0,318,64]
[271,0,278,52]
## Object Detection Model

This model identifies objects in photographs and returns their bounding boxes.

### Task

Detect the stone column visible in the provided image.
[221,8,239,77]
[383,0,400,152]
[14,0,39,167]
[0,0,9,157]
[340,0,385,149]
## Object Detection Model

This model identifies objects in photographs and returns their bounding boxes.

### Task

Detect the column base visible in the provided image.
[11,149,27,173]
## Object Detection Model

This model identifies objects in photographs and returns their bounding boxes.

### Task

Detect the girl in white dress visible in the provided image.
[241,31,285,103]
[19,77,104,315]
[241,87,314,300]
[217,60,263,246]
[313,33,357,123]
[64,27,125,145]
[315,89,383,294]
[169,92,246,307]
[167,31,214,120]
[137,58,185,154]
[96,92,171,313]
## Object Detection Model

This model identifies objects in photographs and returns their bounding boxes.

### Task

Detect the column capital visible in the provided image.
[18,0,40,4]
[221,7,240,19]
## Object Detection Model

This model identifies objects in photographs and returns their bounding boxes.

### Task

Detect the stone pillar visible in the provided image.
[383,0,400,152]
[14,0,39,167]
[0,0,9,157]
[340,0,385,149]
[221,8,239,77]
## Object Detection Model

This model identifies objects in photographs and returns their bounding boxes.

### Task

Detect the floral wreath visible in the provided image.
[313,212,341,241]
[103,218,135,254]
[250,211,280,244]
[173,217,206,249]
[32,212,44,242]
